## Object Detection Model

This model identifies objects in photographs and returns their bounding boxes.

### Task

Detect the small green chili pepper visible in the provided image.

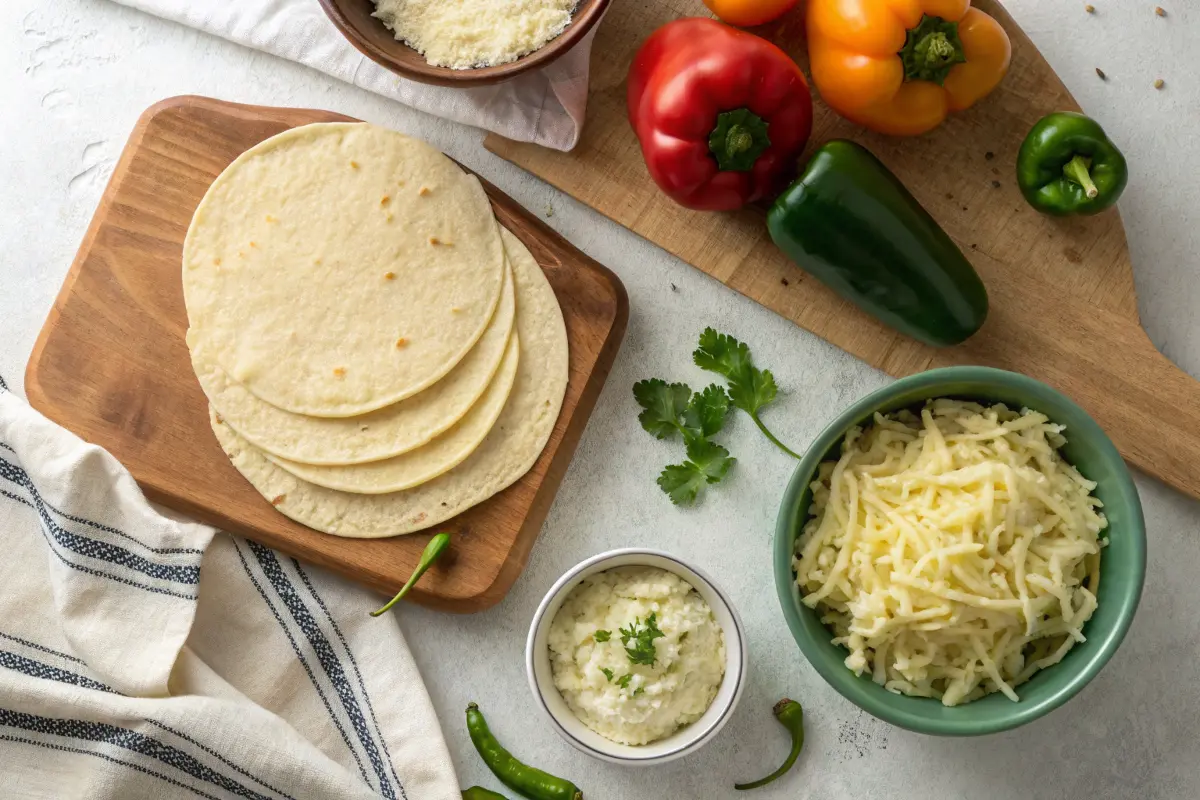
[370,533,451,617]
[734,698,804,791]
[1016,111,1128,216]
[466,703,583,800]
[462,788,509,800]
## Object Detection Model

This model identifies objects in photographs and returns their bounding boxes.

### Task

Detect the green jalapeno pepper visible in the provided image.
[1016,111,1128,216]
[465,703,583,800]
[735,698,805,790]
[462,788,509,800]
[767,140,988,348]
[370,533,451,617]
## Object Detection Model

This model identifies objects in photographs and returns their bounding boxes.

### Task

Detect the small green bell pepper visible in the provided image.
[767,140,988,348]
[1016,111,1128,216]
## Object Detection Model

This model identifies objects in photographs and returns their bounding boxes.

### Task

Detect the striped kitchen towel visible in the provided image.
[0,375,458,800]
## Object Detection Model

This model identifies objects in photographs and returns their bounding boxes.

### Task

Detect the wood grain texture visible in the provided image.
[25,96,628,613]
[485,0,1200,500]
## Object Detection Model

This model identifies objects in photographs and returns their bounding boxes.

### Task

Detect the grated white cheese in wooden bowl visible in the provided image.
[372,0,579,70]
[794,399,1107,707]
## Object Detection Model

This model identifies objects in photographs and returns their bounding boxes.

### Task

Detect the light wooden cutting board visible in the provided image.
[486,0,1200,500]
[26,96,628,612]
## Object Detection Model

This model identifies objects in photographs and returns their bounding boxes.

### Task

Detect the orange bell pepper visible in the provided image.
[807,0,1011,136]
[704,0,799,27]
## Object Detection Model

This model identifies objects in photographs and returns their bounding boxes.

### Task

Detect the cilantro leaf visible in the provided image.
[633,379,692,440]
[593,630,611,643]
[633,686,645,696]
[693,327,799,459]
[600,667,614,682]
[619,613,666,666]
[657,439,735,506]
[682,384,730,440]
[616,674,633,689]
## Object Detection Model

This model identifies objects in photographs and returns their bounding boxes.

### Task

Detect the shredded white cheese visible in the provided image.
[795,400,1107,707]
[372,0,578,70]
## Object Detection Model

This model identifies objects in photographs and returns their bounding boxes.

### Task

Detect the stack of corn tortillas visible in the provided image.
[183,123,569,539]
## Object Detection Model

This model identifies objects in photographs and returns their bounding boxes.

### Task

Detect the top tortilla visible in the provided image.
[209,228,569,538]
[193,261,516,466]
[183,122,506,417]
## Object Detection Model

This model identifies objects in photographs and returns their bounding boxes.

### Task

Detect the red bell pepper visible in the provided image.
[627,18,814,212]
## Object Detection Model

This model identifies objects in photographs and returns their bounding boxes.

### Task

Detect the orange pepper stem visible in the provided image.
[1063,155,1100,199]
[899,15,967,85]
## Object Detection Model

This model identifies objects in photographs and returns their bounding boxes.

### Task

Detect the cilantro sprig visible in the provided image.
[633,329,799,505]
[620,614,665,666]
[633,378,734,505]
[694,327,800,459]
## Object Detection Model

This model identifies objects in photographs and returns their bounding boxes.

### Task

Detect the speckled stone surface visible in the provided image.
[2,2,1197,797]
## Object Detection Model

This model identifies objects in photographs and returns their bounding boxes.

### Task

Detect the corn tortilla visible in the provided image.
[183,122,505,417]
[267,332,519,493]
[210,229,568,538]
[193,263,516,465]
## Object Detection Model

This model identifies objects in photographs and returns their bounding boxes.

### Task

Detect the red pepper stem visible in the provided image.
[1063,155,1099,199]
[708,108,772,172]
[726,126,755,158]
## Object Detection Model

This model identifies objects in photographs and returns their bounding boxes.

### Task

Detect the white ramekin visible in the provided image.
[525,548,747,765]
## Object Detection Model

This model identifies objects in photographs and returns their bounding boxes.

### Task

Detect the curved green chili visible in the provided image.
[462,788,509,800]
[734,698,804,791]
[370,533,451,616]
[465,703,583,800]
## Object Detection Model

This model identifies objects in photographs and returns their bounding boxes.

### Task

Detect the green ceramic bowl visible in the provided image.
[774,366,1145,736]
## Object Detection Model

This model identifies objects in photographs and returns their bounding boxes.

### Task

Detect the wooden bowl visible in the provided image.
[317,0,612,87]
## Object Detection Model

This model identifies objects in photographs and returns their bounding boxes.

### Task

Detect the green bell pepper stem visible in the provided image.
[767,140,988,348]
[370,533,451,616]
[1063,155,1099,199]
[1016,111,1128,216]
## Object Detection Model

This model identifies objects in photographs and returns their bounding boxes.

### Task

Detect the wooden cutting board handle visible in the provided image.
[947,285,1200,499]
[1098,329,1200,498]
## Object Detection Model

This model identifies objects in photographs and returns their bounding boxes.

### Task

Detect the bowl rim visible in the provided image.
[773,365,1147,736]
[316,0,612,87]
[525,548,748,764]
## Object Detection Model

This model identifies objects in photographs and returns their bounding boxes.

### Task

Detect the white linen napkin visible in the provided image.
[0,375,459,800]
[106,0,601,151]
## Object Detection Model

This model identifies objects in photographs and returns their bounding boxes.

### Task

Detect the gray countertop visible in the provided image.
[3,1,1198,798]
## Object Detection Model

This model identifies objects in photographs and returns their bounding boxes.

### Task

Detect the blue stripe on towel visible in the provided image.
[0,709,278,800]
[232,539,373,787]
[0,643,297,800]
[0,439,201,555]
[247,543,399,800]
[0,457,200,586]
[41,496,205,556]
[0,735,223,800]
[0,486,197,600]
[293,559,406,798]
[145,721,298,800]
[0,649,117,695]
[0,631,86,665]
